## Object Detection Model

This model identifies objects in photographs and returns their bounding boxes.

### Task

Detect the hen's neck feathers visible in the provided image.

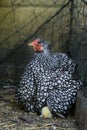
[43,49,51,56]
[35,48,51,57]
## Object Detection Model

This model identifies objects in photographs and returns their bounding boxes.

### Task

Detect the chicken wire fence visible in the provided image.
[0,0,87,61]
[0,0,87,83]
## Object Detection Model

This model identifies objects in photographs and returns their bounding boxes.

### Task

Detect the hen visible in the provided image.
[16,38,81,117]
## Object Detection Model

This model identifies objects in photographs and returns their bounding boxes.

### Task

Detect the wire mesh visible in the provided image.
[0,0,87,79]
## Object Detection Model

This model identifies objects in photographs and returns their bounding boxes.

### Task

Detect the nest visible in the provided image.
[0,87,78,130]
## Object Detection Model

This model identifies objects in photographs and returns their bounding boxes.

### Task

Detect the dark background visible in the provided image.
[0,0,87,85]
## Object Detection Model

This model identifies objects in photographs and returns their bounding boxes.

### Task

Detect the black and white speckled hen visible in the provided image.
[16,38,82,117]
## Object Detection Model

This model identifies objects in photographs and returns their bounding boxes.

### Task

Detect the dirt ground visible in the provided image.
[0,87,79,130]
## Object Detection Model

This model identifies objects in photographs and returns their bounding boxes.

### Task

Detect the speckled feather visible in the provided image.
[16,39,82,115]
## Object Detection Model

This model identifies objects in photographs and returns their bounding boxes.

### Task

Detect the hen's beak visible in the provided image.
[28,43,33,46]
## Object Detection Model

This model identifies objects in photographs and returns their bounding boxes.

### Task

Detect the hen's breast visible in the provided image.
[16,52,82,115]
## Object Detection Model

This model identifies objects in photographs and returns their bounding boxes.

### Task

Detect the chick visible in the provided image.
[40,106,53,119]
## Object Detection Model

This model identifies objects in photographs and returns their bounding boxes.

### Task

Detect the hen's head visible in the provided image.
[28,38,51,53]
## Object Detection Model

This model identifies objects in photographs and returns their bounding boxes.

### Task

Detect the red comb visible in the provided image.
[33,39,40,44]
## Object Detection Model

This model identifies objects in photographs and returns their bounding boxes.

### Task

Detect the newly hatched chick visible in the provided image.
[41,106,53,119]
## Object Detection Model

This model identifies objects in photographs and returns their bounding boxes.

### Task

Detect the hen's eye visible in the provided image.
[36,44,39,46]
